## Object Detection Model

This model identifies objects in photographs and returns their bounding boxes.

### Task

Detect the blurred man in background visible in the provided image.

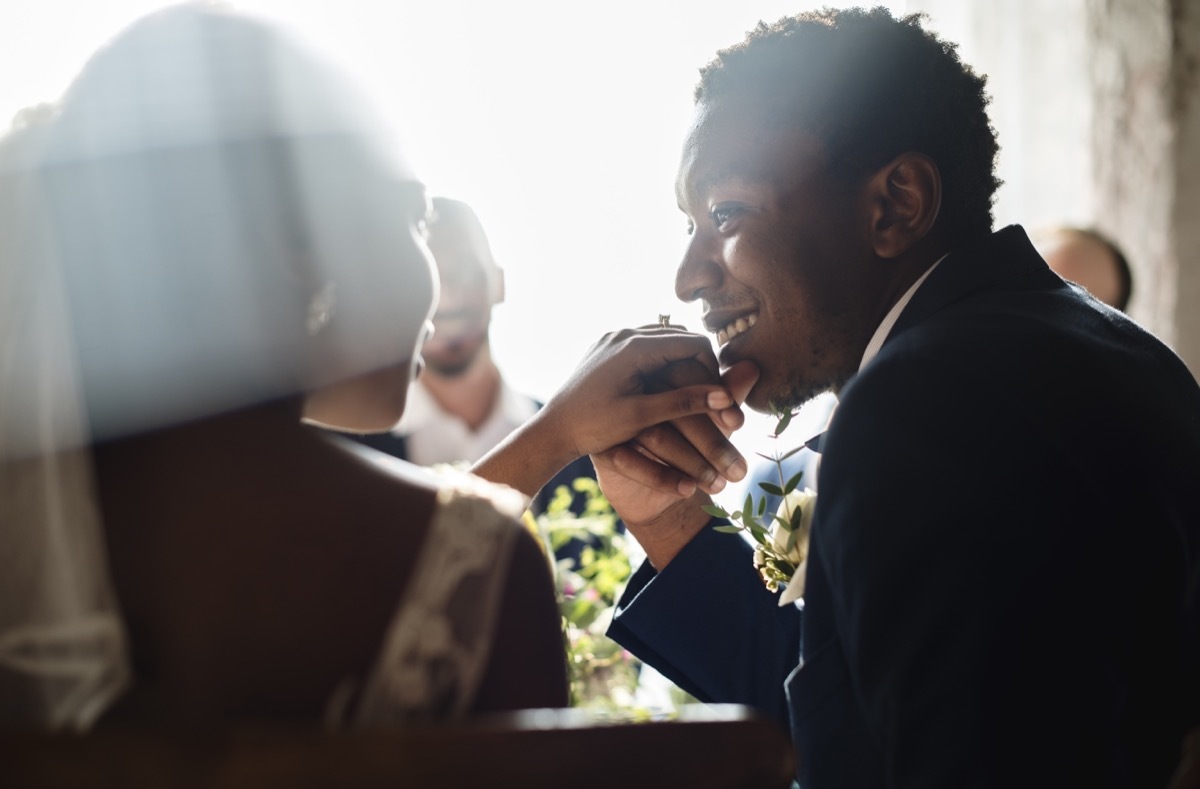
[350,197,596,514]
[1034,224,1133,311]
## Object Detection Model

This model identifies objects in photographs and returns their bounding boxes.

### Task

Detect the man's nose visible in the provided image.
[675,232,722,303]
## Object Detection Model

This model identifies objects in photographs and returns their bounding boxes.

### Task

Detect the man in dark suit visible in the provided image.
[599,8,1200,787]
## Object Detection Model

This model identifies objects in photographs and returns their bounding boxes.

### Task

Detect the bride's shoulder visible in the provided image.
[330,434,530,523]
[430,468,530,523]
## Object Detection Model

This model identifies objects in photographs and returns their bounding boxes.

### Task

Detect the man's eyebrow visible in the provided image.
[697,166,764,195]
[680,171,744,205]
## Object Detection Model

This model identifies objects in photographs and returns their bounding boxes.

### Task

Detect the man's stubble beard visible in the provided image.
[760,328,859,416]
[764,378,839,418]
[423,337,489,379]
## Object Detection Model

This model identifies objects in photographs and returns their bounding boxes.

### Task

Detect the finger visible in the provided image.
[632,441,667,465]
[707,405,744,436]
[656,410,748,484]
[622,331,722,380]
[600,442,702,499]
[567,384,733,456]
[713,360,760,431]
[648,363,745,439]
[646,357,718,394]
[633,422,731,495]
[624,384,738,433]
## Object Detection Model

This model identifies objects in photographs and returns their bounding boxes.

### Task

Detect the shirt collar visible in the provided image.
[392,376,538,437]
[858,255,946,372]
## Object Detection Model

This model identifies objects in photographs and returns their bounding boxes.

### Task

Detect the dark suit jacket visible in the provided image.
[611,226,1200,788]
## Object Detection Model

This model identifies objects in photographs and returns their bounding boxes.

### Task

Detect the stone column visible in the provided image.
[1089,0,1200,375]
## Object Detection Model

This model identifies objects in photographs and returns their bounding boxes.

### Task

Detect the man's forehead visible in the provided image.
[430,220,495,279]
[677,98,832,197]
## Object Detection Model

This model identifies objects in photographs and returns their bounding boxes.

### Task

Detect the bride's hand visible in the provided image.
[591,358,760,567]
[539,327,747,481]
[472,327,749,499]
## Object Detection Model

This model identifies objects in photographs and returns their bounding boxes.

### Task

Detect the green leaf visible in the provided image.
[758,482,784,496]
[756,496,767,516]
[743,493,754,520]
[786,527,799,552]
[750,528,768,546]
[784,471,804,495]
[778,445,806,462]
[790,505,806,531]
[701,504,729,518]
[712,525,742,534]
[773,410,794,436]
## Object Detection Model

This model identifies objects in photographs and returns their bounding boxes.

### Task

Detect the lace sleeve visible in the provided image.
[345,474,531,724]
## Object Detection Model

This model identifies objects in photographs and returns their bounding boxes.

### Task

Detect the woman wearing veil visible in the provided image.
[0,4,746,728]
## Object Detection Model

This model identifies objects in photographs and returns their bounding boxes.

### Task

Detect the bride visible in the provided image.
[0,3,747,728]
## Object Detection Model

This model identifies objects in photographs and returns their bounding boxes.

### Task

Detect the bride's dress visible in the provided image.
[332,472,532,725]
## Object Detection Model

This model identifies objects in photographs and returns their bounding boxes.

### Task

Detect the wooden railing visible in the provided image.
[0,703,796,789]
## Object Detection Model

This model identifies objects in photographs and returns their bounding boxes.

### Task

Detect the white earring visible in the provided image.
[306,282,337,336]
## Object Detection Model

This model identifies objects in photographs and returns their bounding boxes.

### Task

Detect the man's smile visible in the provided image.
[706,310,759,347]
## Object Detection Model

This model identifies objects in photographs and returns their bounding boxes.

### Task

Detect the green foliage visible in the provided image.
[537,477,641,710]
[712,407,811,595]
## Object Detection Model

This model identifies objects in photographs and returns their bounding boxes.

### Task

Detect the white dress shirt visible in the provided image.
[391,378,539,466]
[858,257,944,372]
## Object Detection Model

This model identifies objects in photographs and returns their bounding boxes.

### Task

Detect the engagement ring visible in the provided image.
[658,314,671,327]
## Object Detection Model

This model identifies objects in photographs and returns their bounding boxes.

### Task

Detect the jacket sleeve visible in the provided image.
[608,522,802,727]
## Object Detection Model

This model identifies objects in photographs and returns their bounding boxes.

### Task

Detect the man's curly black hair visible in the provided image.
[696,6,1001,246]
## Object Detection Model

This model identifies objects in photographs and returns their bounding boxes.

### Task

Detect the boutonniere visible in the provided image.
[703,409,816,607]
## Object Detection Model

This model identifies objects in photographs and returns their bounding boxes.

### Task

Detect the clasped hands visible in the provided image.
[473,323,758,569]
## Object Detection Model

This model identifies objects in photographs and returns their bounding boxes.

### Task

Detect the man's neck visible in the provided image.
[422,353,503,432]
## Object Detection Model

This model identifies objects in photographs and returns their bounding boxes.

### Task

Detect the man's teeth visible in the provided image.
[716,313,758,346]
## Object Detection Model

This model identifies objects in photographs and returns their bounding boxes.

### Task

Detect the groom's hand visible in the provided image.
[475,328,749,500]
[594,358,760,568]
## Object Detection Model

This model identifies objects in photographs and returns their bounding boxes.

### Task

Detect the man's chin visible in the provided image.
[425,359,472,378]
[424,348,484,378]
[751,379,829,418]
[743,387,778,415]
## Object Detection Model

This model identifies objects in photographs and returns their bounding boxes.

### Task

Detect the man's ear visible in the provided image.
[488,265,506,305]
[865,152,941,259]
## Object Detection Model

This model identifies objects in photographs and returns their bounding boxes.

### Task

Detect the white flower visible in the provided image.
[772,487,815,606]
[778,563,807,607]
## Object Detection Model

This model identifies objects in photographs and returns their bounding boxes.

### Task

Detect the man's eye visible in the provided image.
[710,204,740,230]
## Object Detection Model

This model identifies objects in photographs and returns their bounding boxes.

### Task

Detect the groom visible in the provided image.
[598,8,1200,788]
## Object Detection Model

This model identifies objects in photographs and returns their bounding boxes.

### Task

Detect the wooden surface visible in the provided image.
[0,704,796,789]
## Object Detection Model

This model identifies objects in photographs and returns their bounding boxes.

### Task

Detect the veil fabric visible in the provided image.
[0,119,130,728]
[0,4,429,728]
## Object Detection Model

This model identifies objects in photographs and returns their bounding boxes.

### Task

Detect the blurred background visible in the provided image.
[6,0,1192,459]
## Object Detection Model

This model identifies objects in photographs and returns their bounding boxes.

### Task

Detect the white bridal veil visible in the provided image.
[0,116,130,729]
[0,4,427,728]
